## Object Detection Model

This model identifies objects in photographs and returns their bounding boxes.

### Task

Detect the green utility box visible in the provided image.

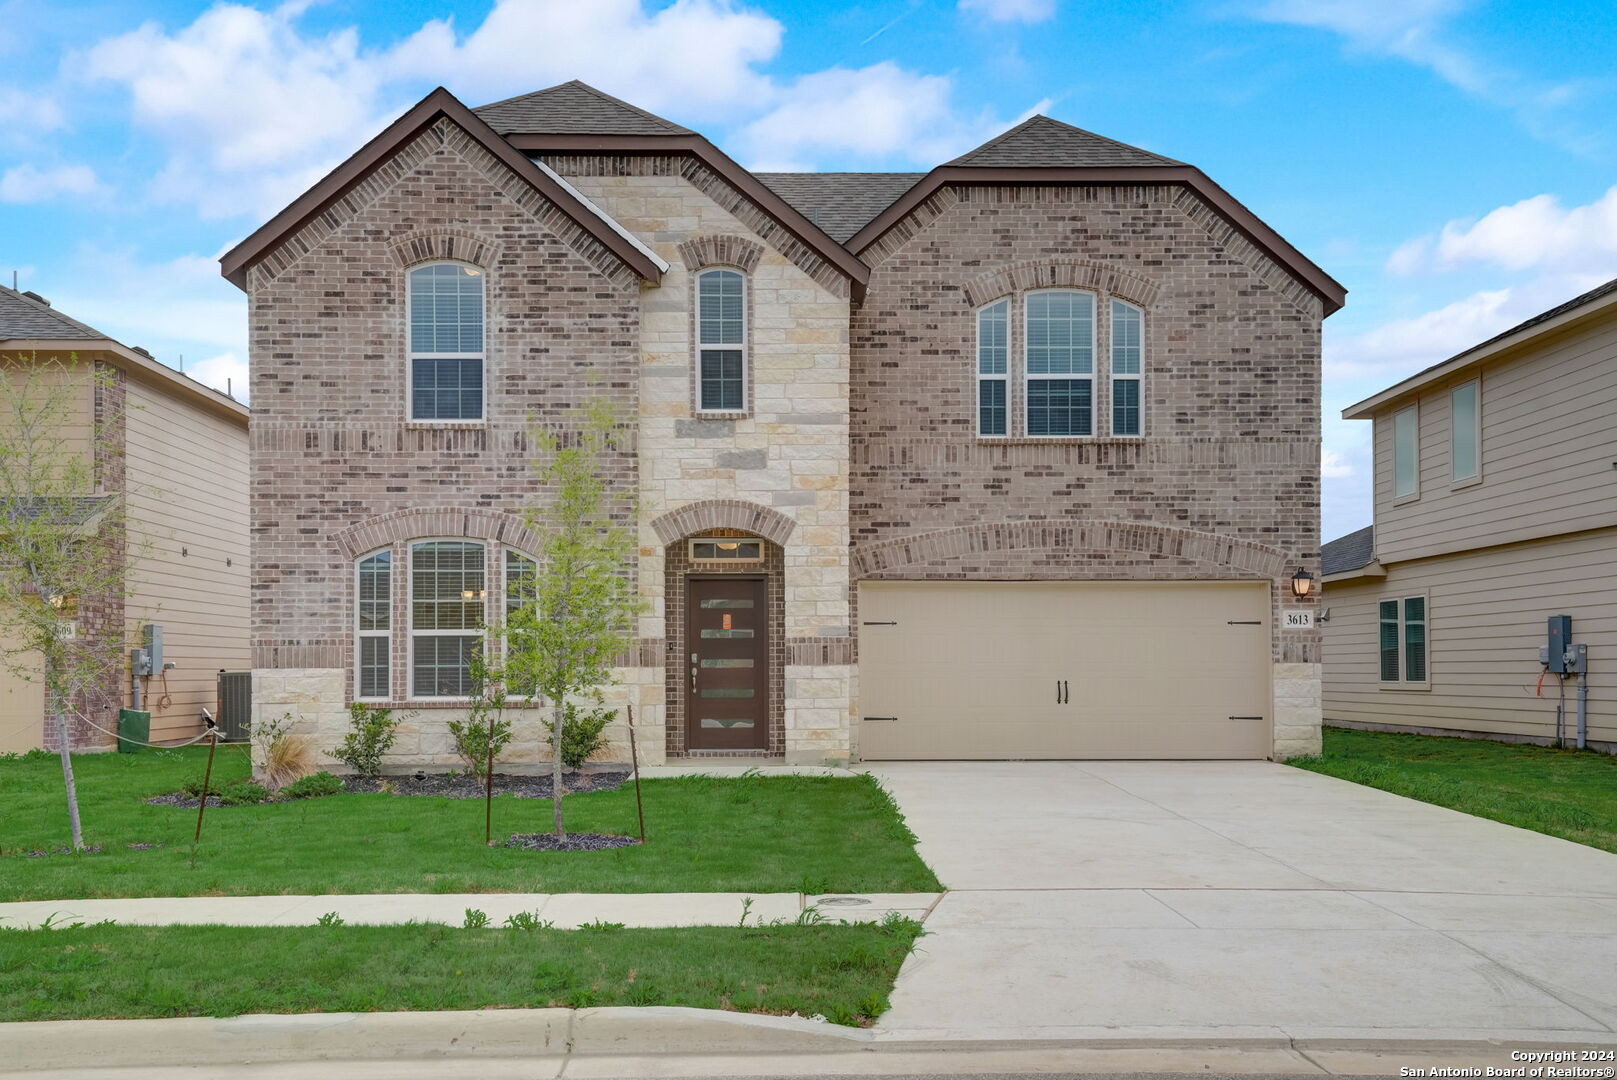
[117,709,150,753]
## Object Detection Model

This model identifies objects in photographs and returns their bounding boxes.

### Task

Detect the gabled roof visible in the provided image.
[475,80,693,136]
[0,285,109,341]
[753,173,925,243]
[1343,276,1617,419]
[219,87,667,290]
[946,115,1183,169]
[1321,525,1375,576]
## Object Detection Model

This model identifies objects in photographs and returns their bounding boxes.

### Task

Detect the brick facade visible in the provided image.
[240,102,1326,770]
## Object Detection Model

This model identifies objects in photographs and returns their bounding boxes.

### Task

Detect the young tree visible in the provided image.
[0,356,130,850]
[502,400,642,841]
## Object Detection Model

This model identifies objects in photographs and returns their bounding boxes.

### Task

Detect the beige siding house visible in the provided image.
[1322,277,1617,752]
[0,285,250,750]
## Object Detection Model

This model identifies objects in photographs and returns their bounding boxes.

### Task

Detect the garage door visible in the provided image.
[858,581,1271,760]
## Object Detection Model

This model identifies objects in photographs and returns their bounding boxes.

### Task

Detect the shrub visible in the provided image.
[545,703,613,772]
[181,774,222,797]
[218,780,269,806]
[447,714,513,779]
[281,771,343,800]
[253,711,313,792]
[333,702,403,778]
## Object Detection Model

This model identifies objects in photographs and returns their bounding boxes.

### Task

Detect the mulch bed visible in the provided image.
[146,771,630,808]
[502,832,641,852]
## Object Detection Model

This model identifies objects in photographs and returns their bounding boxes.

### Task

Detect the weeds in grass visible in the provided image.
[737,897,754,927]
[503,911,552,931]
[462,908,490,930]
[316,912,345,927]
[578,919,625,932]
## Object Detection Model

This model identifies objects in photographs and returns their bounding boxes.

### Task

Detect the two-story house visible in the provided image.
[1322,278,1615,752]
[0,285,250,752]
[221,81,1342,769]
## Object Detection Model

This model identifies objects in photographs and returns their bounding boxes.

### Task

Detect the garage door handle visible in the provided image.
[1056,679,1068,705]
[1228,716,1264,720]
[863,621,897,626]
[864,716,898,722]
[1227,620,1262,625]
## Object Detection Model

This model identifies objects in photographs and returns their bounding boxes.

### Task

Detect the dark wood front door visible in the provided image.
[686,577,768,750]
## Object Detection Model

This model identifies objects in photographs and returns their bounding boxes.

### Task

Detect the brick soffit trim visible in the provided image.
[649,500,797,547]
[332,506,545,560]
[850,520,1292,579]
[961,258,1162,309]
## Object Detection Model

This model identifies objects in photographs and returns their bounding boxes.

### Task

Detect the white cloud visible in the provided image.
[958,0,1057,23]
[1387,186,1617,276]
[0,86,63,133]
[386,0,781,118]
[1320,447,1353,479]
[186,351,250,401]
[0,162,103,203]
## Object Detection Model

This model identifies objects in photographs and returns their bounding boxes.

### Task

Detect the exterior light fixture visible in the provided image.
[1290,568,1315,599]
[461,588,487,600]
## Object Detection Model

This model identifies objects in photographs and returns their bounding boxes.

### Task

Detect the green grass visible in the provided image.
[0,747,942,900]
[1290,727,1617,853]
[0,919,923,1025]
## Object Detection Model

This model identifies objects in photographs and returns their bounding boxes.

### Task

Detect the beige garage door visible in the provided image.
[858,581,1271,760]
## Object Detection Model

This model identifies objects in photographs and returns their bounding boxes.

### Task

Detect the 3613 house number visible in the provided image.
[1282,610,1315,629]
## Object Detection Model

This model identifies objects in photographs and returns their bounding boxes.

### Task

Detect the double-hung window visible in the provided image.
[1110,300,1144,437]
[976,300,1009,436]
[697,269,746,412]
[1450,380,1479,483]
[1378,596,1428,685]
[1392,405,1419,499]
[355,551,391,699]
[409,263,485,421]
[1024,290,1095,437]
[409,540,485,698]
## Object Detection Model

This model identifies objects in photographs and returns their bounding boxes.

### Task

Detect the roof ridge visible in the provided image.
[0,284,111,340]
[567,80,689,133]
[947,114,1184,168]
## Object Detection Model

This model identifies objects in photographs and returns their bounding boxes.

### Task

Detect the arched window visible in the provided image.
[697,268,746,412]
[355,550,391,700]
[1110,300,1144,437]
[976,300,1009,437]
[408,262,485,421]
[1024,290,1095,437]
[409,540,486,698]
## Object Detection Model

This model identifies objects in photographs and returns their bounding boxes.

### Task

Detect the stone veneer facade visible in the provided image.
[243,105,1325,771]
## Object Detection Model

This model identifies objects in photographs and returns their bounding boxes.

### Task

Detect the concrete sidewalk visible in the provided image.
[0,890,940,930]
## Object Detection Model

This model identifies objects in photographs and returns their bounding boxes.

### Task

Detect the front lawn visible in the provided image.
[0,747,942,900]
[1290,727,1617,853]
[0,918,922,1025]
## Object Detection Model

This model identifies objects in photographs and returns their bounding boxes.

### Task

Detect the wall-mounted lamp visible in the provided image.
[461,588,487,601]
[1290,568,1315,599]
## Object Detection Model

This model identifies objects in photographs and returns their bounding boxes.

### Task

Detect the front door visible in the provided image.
[686,577,768,750]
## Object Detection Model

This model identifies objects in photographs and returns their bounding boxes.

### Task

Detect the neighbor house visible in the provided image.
[1322,277,1615,752]
[221,81,1342,769]
[0,285,250,752]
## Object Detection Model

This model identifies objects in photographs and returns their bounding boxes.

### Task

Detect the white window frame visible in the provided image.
[354,549,393,701]
[1023,288,1096,439]
[406,261,487,424]
[407,538,488,701]
[1109,299,1144,438]
[1392,404,1419,501]
[696,267,748,415]
[1378,594,1430,689]
[1450,379,1481,485]
[975,298,1010,438]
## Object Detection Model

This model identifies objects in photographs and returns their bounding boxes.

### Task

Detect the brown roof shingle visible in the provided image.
[475,80,694,136]
[946,115,1183,169]
[752,173,925,243]
[0,285,111,342]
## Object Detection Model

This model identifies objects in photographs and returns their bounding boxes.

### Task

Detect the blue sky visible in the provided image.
[2,0,1615,540]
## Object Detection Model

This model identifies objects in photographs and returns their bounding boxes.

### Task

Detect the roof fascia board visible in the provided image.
[219,88,664,290]
[844,165,1345,315]
[1342,289,1617,419]
[508,132,871,291]
[1,338,250,425]
[1323,561,1386,584]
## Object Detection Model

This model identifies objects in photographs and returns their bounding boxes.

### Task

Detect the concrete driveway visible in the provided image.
[865,761,1617,1046]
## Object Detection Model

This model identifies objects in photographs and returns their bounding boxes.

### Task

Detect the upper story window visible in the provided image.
[1024,290,1095,438]
[408,262,484,422]
[1392,405,1419,499]
[1110,300,1144,437]
[697,268,746,412]
[1450,380,1479,483]
[976,300,1009,437]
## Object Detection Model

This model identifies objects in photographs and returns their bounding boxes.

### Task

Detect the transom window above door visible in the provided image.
[690,536,763,560]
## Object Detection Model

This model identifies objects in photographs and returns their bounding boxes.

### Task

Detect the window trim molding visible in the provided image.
[975,297,1011,439]
[1378,592,1431,690]
[1391,403,1420,504]
[1109,298,1144,439]
[694,266,750,417]
[1449,378,1481,488]
[354,548,393,702]
[1022,287,1097,440]
[405,260,488,426]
